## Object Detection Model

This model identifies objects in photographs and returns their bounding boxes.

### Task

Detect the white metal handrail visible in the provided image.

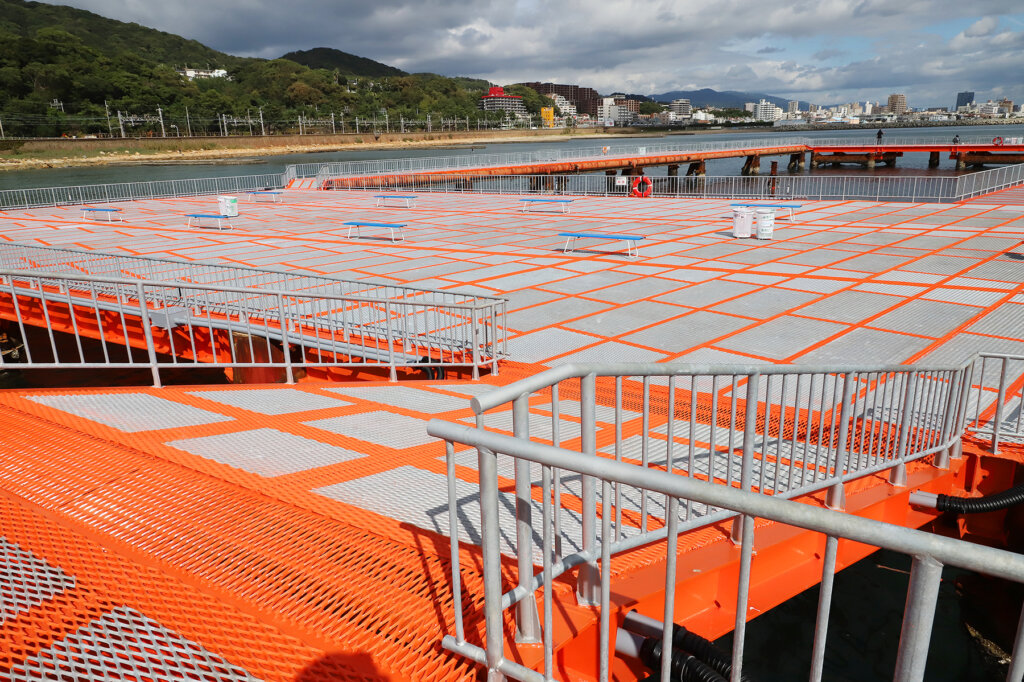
[424,359,1012,682]
[964,353,1024,454]
[0,269,505,383]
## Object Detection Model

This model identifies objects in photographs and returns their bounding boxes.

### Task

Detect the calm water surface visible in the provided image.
[2,124,1023,191]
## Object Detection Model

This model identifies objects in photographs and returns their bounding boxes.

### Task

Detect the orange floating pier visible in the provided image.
[1,173,1023,680]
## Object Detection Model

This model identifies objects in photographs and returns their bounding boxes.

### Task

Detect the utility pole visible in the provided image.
[298,116,304,135]
[185,106,192,137]
[0,116,4,139]
[157,106,166,137]
[104,100,113,137]
[259,107,265,136]
[246,109,253,136]
[331,112,336,135]
[355,117,359,134]
[427,114,432,133]
[117,110,126,138]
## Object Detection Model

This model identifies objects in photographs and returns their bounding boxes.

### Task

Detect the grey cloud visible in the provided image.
[32,0,1024,106]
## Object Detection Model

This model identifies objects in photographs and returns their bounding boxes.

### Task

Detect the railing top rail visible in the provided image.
[469,360,969,413]
[426,418,1024,582]
[0,268,504,310]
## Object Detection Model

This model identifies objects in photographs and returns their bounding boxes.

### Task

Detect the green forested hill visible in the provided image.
[280,48,405,77]
[0,0,235,68]
[0,0,517,138]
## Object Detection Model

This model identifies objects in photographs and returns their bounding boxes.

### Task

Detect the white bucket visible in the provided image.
[732,208,753,238]
[217,195,239,217]
[755,208,775,239]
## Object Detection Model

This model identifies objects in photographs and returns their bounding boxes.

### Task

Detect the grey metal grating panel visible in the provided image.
[623,311,753,354]
[11,606,260,681]
[715,316,848,360]
[969,303,1024,338]
[314,466,588,562]
[549,341,668,365]
[921,288,1006,307]
[25,393,233,433]
[427,383,504,396]
[323,385,471,413]
[166,428,365,476]
[868,299,981,337]
[712,288,821,319]
[800,328,933,366]
[532,399,643,423]
[304,410,436,448]
[0,538,76,625]
[506,328,601,363]
[187,388,351,415]
[654,280,759,307]
[797,290,904,323]
[563,300,687,336]
[464,410,586,444]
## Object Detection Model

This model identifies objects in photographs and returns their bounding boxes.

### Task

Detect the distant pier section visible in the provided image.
[301,135,1024,190]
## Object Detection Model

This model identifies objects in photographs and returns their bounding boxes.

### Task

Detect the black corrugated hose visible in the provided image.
[936,483,1024,514]
[638,637,727,682]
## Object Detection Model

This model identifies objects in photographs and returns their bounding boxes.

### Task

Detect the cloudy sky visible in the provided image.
[43,0,1024,107]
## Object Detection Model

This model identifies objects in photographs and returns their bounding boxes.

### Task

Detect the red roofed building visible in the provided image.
[479,86,528,118]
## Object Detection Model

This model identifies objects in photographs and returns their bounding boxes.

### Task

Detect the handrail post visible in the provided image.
[992,358,1009,455]
[577,372,601,605]
[478,442,507,681]
[732,373,760,544]
[512,395,541,643]
[135,282,162,388]
[276,293,294,384]
[893,555,943,682]
[827,372,855,510]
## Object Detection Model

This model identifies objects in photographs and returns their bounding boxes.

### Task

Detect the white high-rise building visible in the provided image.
[787,101,800,114]
[670,99,693,117]
[754,99,782,121]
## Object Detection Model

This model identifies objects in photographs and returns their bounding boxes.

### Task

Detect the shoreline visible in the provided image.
[0,129,692,172]
[1,120,1019,172]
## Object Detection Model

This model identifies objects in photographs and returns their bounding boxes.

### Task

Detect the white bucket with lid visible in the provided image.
[732,208,754,238]
[755,208,775,239]
[217,195,239,217]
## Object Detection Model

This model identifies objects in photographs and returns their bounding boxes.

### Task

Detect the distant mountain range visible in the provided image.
[279,48,406,77]
[651,88,809,110]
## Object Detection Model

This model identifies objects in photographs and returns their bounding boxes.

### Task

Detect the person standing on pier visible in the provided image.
[953,135,960,145]
[876,129,883,144]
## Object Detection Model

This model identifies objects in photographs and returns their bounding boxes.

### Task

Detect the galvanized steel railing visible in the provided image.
[425,359,1018,682]
[325,172,965,203]
[955,162,1024,200]
[965,353,1024,454]
[0,173,285,211]
[288,136,1023,181]
[0,243,507,314]
[0,268,505,383]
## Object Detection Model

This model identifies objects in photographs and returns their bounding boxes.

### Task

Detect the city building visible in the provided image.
[478,86,528,118]
[787,101,800,114]
[518,82,601,117]
[754,99,783,122]
[670,99,692,117]
[978,100,1003,117]
[176,67,228,80]
[956,91,975,110]
[743,102,756,113]
[887,93,908,115]
[548,94,576,118]
[596,97,618,126]
[998,98,1015,115]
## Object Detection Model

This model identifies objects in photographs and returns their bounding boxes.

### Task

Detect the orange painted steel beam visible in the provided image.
[323,146,809,188]
[809,144,1024,154]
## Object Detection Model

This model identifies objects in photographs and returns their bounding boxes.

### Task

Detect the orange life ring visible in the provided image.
[630,175,653,198]
[993,137,1004,145]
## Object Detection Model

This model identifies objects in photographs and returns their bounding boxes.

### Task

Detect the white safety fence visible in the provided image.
[426,358,1024,682]
[0,269,505,384]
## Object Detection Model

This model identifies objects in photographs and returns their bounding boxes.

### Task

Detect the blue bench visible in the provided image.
[343,221,406,243]
[559,231,644,258]
[521,198,573,214]
[186,213,232,230]
[246,190,283,203]
[374,194,418,208]
[730,203,803,219]
[81,207,124,222]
